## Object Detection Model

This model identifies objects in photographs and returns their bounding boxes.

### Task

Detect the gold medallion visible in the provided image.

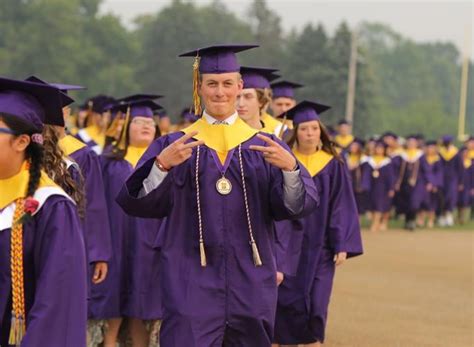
[216,177,232,195]
[372,170,380,178]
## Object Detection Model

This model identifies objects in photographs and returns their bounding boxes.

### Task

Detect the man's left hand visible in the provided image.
[250,134,297,171]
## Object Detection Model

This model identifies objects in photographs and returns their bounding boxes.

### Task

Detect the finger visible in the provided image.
[176,131,199,144]
[333,254,337,262]
[249,145,272,153]
[256,133,278,146]
[182,140,205,149]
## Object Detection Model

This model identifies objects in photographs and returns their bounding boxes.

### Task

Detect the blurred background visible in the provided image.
[1,0,472,138]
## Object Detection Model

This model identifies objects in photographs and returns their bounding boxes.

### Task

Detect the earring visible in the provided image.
[317,142,323,151]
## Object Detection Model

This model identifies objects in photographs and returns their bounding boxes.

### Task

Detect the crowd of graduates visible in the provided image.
[334,127,474,232]
[0,42,472,347]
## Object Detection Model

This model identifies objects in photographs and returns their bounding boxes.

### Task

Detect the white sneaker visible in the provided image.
[438,216,446,227]
[446,213,454,226]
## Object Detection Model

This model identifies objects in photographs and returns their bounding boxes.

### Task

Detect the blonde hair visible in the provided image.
[256,88,273,114]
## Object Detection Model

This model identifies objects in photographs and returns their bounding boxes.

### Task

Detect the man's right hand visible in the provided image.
[156,131,204,170]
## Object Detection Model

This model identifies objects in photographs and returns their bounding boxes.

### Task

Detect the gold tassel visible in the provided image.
[251,240,262,267]
[199,240,207,267]
[278,114,288,139]
[192,55,202,116]
[117,107,131,151]
[105,112,122,138]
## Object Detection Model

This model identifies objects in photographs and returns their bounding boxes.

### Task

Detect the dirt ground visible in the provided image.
[323,229,473,347]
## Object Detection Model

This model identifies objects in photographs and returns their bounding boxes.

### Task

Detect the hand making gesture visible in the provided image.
[249,134,297,171]
[156,131,204,170]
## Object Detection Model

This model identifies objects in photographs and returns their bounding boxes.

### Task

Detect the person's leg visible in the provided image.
[405,210,416,231]
[103,318,122,347]
[416,211,425,228]
[380,212,390,231]
[457,207,466,224]
[370,212,381,232]
[305,342,322,347]
[128,318,149,347]
[427,211,435,228]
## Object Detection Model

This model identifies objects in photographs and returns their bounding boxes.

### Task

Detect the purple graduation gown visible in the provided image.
[98,156,163,320]
[348,158,371,215]
[67,146,113,318]
[274,158,363,345]
[421,159,444,212]
[399,154,433,214]
[0,196,87,346]
[390,153,405,215]
[116,132,318,346]
[457,153,474,208]
[365,158,395,213]
[440,153,462,212]
[126,217,164,320]
[274,219,304,277]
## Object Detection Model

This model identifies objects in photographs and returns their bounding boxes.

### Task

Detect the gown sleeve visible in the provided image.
[77,149,112,263]
[327,161,364,258]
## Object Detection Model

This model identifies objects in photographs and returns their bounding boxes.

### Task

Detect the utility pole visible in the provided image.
[345,29,358,125]
[457,27,471,142]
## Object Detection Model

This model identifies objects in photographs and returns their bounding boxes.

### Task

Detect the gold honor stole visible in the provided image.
[58,135,86,156]
[439,146,458,161]
[334,134,354,148]
[84,124,106,148]
[426,154,440,165]
[293,149,334,177]
[182,117,258,164]
[124,146,148,168]
[0,163,58,210]
[260,112,283,135]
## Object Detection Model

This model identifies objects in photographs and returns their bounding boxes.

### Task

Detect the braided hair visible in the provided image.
[0,114,43,196]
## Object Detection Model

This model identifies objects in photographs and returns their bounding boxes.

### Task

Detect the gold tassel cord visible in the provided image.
[238,144,263,267]
[105,111,122,138]
[117,107,131,151]
[192,55,202,116]
[9,197,26,346]
[278,114,288,139]
[199,240,207,267]
[251,240,263,267]
[195,145,207,267]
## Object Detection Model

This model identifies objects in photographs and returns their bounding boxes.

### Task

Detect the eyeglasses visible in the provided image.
[0,128,15,135]
[131,119,156,127]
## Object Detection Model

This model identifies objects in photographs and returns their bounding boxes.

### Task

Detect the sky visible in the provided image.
[101,0,473,55]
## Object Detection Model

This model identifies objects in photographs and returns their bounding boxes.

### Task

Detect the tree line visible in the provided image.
[0,0,472,138]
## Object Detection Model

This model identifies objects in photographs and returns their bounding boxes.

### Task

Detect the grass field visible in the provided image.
[322,227,473,347]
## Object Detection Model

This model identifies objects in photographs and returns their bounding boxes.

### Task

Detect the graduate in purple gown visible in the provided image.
[396,135,433,231]
[383,132,405,218]
[26,78,112,300]
[237,66,300,283]
[457,138,474,224]
[438,135,462,226]
[0,77,87,346]
[270,80,303,138]
[420,141,444,228]
[116,44,319,346]
[273,101,363,347]
[99,98,164,347]
[334,119,355,152]
[76,95,116,155]
[345,138,371,217]
[365,140,396,232]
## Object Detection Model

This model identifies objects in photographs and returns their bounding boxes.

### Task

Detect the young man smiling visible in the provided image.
[117,44,318,346]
